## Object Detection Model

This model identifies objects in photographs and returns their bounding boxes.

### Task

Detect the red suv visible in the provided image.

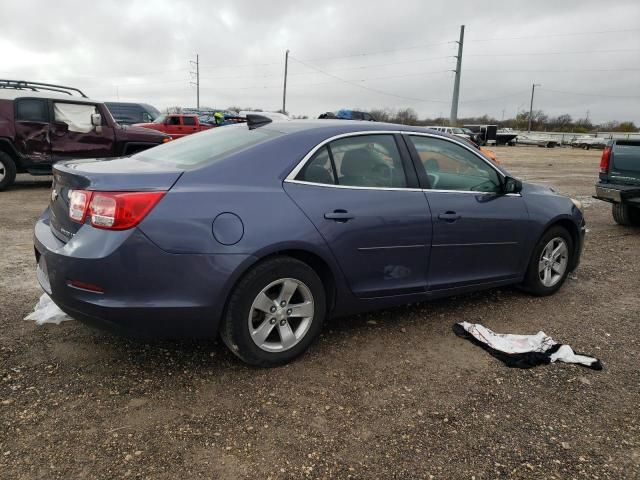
[0,80,170,190]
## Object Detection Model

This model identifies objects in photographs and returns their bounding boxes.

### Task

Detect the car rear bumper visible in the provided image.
[594,183,640,205]
[34,210,254,338]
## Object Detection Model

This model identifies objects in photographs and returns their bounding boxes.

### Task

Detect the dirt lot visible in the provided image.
[1,146,638,479]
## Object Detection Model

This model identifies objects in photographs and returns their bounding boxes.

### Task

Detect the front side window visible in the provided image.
[330,134,407,188]
[167,116,181,126]
[53,102,98,133]
[16,99,48,122]
[410,135,501,193]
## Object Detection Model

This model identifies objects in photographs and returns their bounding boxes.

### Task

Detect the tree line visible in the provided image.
[366,108,638,133]
[166,104,637,132]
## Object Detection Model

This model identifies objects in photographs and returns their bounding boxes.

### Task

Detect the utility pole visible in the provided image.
[282,49,289,114]
[190,54,200,110]
[449,25,465,126]
[528,82,541,132]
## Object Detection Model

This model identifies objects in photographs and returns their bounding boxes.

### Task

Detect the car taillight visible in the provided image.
[68,190,165,230]
[69,190,91,223]
[600,146,612,174]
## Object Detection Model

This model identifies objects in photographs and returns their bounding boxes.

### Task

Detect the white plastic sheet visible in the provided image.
[24,294,73,325]
[53,102,96,133]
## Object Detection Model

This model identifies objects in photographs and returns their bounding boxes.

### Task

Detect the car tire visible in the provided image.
[612,202,640,226]
[521,226,574,296]
[0,151,17,191]
[220,257,327,367]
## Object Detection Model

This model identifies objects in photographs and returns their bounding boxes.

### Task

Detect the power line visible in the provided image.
[467,28,640,42]
[466,48,640,57]
[541,89,640,99]
[197,55,454,83]
[297,41,456,62]
[197,68,452,91]
[460,91,530,104]
[288,55,450,104]
[465,68,640,73]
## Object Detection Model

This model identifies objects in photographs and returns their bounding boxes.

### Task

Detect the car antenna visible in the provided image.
[246,114,272,130]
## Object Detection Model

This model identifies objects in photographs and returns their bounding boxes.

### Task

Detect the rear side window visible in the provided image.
[612,142,640,174]
[134,125,282,169]
[16,99,48,122]
[297,146,336,185]
[296,134,407,188]
[183,116,196,126]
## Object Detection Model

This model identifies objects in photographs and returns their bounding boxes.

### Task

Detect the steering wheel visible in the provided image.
[469,179,497,192]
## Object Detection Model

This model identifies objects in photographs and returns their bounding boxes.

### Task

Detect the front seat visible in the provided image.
[340,148,387,187]
[304,164,334,185]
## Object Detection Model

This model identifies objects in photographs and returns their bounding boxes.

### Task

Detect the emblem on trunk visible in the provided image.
[51,188,58,202]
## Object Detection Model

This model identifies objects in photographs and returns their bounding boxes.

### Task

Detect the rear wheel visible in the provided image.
[0,151,17,191]
[612,202,640,226]
[521,226,573,296]
[220,257,326,367]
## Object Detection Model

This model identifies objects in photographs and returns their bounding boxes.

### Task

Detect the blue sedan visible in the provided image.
[34,117,585,366]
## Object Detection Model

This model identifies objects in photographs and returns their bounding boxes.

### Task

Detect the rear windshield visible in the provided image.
[612,142,640,174]
[134,125,282,169]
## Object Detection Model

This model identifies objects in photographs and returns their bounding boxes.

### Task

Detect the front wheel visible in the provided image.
[521,227,573,296]
[0,151,17,191]
[220,257,326,367]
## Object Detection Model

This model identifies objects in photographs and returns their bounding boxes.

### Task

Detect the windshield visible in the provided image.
[153,114,166,124]
[133,124,283,169]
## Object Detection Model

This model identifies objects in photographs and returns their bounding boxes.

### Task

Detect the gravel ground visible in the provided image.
[1,146,638,479]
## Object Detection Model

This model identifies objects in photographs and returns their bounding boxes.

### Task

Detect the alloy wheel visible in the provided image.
[538,237,569,287]
[248,278,315,352]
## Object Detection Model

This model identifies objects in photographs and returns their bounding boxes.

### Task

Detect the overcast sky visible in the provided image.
[2,0,639,123]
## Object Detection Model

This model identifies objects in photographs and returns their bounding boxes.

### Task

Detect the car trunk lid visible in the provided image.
[49,157,182,242]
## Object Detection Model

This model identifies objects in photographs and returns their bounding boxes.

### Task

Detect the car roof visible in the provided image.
[262,119,446,136]
[0,89,102,103]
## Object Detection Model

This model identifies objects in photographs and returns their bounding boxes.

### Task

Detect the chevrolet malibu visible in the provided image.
[34,117,585,366]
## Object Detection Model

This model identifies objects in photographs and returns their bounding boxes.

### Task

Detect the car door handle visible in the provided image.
[324,210,354,222]
[438,211,461,223]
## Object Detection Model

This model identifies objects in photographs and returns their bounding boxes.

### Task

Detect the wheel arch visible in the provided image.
[0,139,22,169]
[540,216,581,270]
[218,244,341,332]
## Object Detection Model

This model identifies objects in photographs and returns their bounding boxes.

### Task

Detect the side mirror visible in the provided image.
[503,176,522,194]
[91,113,102,127]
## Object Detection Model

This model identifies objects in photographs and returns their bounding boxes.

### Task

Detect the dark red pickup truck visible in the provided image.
[0,80,170,191]
[133,114,213,139]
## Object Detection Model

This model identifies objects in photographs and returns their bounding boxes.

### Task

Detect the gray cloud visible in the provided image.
[2,0,639,123]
